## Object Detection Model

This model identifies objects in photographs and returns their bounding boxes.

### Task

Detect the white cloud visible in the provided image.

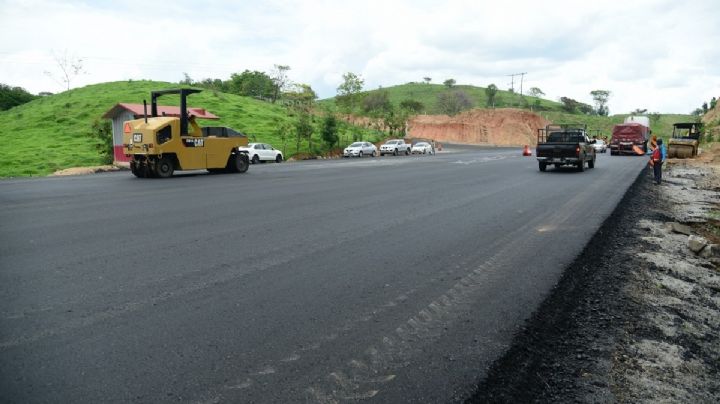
[0,0,718,113]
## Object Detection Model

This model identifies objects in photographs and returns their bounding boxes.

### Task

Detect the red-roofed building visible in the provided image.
[102,103,219,162]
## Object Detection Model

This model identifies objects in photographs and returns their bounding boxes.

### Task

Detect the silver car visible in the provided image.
[592,139,607,153]
[343,142,377,157]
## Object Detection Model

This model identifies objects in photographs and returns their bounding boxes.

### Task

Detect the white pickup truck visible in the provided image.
[379,139,411,156]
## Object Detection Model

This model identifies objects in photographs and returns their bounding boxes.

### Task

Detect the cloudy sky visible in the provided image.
[1,0,718,114]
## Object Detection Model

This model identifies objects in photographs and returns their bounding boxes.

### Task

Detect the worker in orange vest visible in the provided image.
[651,139,667,185]
[649,135,658,152]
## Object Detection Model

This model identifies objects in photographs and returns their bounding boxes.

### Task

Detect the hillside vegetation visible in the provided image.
[327,82,694,140]
[0,81,377,177]
[322,82,565,114]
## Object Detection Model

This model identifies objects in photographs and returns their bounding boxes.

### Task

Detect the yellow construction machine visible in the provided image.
[667,122,703,159]
[123,89,250,178]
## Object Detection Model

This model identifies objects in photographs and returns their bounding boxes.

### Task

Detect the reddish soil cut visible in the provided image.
[407,108,549,147]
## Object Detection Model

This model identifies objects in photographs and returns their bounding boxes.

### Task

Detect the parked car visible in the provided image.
[343,142,377,157]
[592,139,607,153]
[238,143,283,163]
[379,139,411,156]
[411,142,434,154]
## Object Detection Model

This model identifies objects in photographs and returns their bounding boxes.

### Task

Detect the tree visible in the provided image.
[284,83,317,112]
[87,119,113,164]
[196,78,228,92]
[702,102,709,114]
[0,83,36,111]
[336,72,364,113]
[179,72,194,85]
[383,106,410,137]
[631,108,648,115]
[321,114,339,148]
[227,70,274,99]
[560,96,580,113]
[590,90,611,116]
[44,50,86,91]
[400,99,424,114]
[423,77,431,84]
[485,84,498,108]
[711,97,717,110]
[270,64,291,103]
[443,78,456,88]
[528,87,545,98]
[437,89,472,116]
[578,103,594,115]
[273,118,292,155]
[362,91,392,116]
[294,110,313,153]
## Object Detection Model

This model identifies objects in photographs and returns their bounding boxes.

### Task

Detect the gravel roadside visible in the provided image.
[465,155,720,403]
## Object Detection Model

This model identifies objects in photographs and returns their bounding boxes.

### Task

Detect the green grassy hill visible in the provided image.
[322,82,565,114]
[0,81,378,177]
[324,82,695,137]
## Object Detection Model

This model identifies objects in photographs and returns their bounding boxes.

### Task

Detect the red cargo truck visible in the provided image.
[609,123,650,155]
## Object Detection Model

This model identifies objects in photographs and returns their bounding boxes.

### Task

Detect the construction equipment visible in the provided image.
[667,122,703,159]
[122,89,249,178]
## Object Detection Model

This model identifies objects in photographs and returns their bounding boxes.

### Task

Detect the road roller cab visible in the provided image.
[667,122,703,159]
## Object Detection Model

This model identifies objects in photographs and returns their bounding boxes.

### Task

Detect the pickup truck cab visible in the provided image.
[536,124,596,172]
[379,139,411,156]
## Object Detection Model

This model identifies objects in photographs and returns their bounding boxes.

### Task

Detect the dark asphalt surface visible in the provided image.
[0,146,646,403]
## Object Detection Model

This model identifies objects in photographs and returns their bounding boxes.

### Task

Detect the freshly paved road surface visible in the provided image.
[0,147,646,403]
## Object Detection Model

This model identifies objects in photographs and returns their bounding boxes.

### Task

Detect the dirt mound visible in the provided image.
[52,165,124,176]
[407,108,549,147]
[702,98,720,124]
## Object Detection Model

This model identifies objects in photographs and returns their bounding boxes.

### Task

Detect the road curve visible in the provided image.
[0,147,646,403]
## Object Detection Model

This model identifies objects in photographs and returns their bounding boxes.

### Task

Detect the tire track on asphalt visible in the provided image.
[304,171,628,402]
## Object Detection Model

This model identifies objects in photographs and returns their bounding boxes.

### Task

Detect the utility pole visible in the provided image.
[506,72,527,95]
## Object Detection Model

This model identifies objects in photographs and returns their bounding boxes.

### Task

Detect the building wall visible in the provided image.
[112,111,135,162]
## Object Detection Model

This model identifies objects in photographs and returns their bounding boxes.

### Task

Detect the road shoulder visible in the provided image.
[466,152,720,402]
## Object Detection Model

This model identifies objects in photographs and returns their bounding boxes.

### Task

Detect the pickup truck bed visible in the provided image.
[536,128,596,172]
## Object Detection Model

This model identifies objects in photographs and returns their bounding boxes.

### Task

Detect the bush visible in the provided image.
[88,119,113,164]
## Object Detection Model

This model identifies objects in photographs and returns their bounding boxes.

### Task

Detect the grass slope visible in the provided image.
[322,82,564,114]
[0,81,377,177]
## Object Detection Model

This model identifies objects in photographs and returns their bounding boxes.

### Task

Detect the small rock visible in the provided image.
[670,222,695,236]
[700,244,720,258]
[688,235,708,254]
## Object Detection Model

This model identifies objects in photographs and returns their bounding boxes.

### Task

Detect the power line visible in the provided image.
[506,72,527,95]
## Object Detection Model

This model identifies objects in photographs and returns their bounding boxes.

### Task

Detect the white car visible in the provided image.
[411,142,434,155]
[238,143,284,163]
[343,142,377,157]
[592,139,607,153]
[379,139,411,156]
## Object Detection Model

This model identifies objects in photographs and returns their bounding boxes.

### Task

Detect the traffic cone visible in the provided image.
[522,145,532,156]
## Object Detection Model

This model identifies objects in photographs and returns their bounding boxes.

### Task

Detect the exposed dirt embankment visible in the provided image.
[408,108,549,147]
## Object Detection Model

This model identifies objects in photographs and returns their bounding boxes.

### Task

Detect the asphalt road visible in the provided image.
[0,147,646,403]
